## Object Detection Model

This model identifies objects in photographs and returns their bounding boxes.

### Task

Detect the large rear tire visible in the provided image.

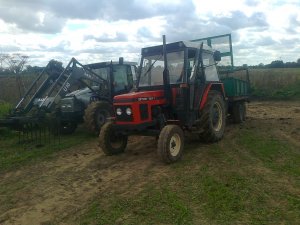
[84,101,113,134]
[198,91,226,143]
[157,125,184,164]
[232,101,246,123]
[98,122,128,155]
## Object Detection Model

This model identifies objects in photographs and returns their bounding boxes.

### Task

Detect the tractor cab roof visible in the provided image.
[141,41,213,56]
[86,61,137,69]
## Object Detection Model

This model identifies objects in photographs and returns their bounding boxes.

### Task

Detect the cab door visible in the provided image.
[112,65,134,95]
[189,47,206,111]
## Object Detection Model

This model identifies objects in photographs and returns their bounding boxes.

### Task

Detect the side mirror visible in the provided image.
[213,51,221,62]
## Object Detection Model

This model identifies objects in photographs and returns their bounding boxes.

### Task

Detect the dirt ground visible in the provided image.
[0,101,299,225]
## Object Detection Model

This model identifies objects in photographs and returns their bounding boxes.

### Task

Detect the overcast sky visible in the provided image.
[0,0,299,67]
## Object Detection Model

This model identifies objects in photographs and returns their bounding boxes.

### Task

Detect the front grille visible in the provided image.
[140,104,148,120]
[115,106,133,122]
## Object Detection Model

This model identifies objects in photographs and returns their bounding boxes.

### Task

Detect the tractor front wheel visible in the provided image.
[98,122,128,155]
[157,125,184,163]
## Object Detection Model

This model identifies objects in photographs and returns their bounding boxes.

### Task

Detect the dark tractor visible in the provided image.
[59,59,137,134]
[0,58,137,135]
[99,35,250,163]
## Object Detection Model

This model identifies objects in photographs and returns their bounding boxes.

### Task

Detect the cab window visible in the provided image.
[113,65,134,93]
[203,52,219,81]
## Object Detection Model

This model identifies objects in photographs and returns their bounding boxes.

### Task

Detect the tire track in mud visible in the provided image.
[247,101,300,147]
[0,137,170,225]
[1,101,300,225]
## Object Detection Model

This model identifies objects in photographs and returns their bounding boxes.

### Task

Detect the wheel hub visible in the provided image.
[212,102,223,131]
[110,133,124,149]
[96,110,108,127]
[169,134,181,157]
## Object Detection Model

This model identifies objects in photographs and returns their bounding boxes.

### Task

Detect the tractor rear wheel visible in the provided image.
[98,122,128,155]
[232,101,246,123]
[157,125,184,163]
[198,91,226,143]
[84,101,113,134]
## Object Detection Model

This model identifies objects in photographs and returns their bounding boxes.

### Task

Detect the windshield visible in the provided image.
[92,67,109,80]
[138,51,184,87]
[113,65,134,93]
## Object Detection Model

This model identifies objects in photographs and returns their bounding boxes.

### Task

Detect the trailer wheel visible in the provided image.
[198,91,226,143]
[232,102,246,123]
[84,101,113,134]
[60,121,77,135]
[98,122,128,155]
[157,125,184,164]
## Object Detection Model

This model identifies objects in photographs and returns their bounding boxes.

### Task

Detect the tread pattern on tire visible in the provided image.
[98,122,127,155]
[198,90,226,143]
[232,101,246,123]
[83,101,112,134]
[157,125,184,164]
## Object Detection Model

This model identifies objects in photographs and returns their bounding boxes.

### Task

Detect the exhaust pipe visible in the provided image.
[119,57,124,65]
[162,35,173,108]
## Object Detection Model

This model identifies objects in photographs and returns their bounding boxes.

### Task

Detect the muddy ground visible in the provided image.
[0,101,299,225]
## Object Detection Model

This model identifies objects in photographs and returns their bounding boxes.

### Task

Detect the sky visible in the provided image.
[0,0,299,67]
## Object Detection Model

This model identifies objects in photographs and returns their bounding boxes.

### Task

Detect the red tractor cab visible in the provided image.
[99,36,229,163]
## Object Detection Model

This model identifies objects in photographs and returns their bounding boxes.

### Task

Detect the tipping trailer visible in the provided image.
[98,34,250,163]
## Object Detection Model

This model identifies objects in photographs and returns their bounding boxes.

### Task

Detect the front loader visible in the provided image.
[0,57,137,135]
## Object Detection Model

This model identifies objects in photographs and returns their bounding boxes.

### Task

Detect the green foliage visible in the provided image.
[250,68,300,99]
[251,79,300,100]
[0,102,12,118]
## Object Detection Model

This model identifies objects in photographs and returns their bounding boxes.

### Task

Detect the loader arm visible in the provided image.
[13,58,108,115]
[14,59,64,115]
[37,58,108,111]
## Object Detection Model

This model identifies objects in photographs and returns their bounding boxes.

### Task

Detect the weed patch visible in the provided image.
[0,128,94,172]
[0,102,12,118]
[79,185,192,225]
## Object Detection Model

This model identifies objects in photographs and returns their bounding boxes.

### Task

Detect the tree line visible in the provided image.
[248,58,300,69]
[1,56,300,76]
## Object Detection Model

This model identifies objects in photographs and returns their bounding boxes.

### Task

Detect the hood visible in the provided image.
[114,90,164,102]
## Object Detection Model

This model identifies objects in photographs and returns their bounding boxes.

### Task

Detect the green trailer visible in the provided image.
[220,68,251,123]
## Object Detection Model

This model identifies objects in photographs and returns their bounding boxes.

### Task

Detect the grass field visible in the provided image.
[0,102,11,118]
[0,127,95,173]
[77,127,300,225]
[0,101,299,225]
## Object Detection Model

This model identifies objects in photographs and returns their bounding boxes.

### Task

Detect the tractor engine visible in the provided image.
[113,90,166,130]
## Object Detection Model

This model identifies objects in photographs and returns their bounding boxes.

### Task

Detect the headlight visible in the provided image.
[116,108,122,115]
[126,107,132,115]
[61,104,72,109]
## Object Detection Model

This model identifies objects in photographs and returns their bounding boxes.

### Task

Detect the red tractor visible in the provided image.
[99,35,249,163]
